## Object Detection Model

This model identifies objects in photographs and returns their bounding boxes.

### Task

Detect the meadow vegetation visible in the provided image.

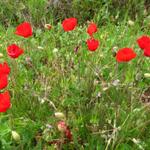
[0,0,150,149]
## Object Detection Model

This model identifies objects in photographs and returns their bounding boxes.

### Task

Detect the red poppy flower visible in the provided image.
[87,23,97,36]
[137,35,150,50]
[143,46,150,57]
[0,91,11,112]
[0,62,10,75]
[15,22,32,38]
[0,74,8,90]
[86,38,99,51]
[65,128,72,141]
[116,48,136,62]
[57,121,67,132]
[62,18,77,32]
[57,121,72,141]
[7,44,24,59]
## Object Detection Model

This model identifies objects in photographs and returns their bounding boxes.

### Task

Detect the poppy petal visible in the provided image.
[86,38,99,51]
[7,44,24,59]
[87,23,97,36]
[15,22,32,38]
[116,48,136,62]
[0,91,11,112]
[0,75,8,90]
[62,18,77,32]
[137,35,150,50]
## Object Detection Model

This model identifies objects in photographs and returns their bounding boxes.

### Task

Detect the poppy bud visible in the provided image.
[55,112,65,119]
[144,73,150,78]
[44,24,52,30]
[12,131,21,142]
[0,53,3,58]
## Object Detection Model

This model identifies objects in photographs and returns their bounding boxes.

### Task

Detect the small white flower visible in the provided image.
[39,98,45,104]
[112,79,120,86]
[132,138,141,144]
[53,48,58,53]
[103,87,109,91]
[38,46,44,50]
[128,20,134,26]
[46,124,53,129]
[97,92,101,98]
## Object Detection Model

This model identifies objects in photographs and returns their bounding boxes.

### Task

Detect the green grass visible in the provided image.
[0,0,148,27]
[0,10,150,150]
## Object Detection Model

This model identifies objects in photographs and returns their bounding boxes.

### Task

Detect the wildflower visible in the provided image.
[53,48,58,53]
[37,46,44,50]
[0,62,10,75]
[12,131,21,142]
[112,79,120,86]
[87,23,97,36]
[0,91,11,112]
[62,18,77,32]
[57,121,67,132]
[57,121,72,141]
[137,35,150,50]
[0,74,8,90]
[143,46,150,57]
[7,44,24,59]
[128,20,134,26]
[86,38,99,51]
[116,48,136,62]
[46,124,53,129]
[15,22,32,38]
